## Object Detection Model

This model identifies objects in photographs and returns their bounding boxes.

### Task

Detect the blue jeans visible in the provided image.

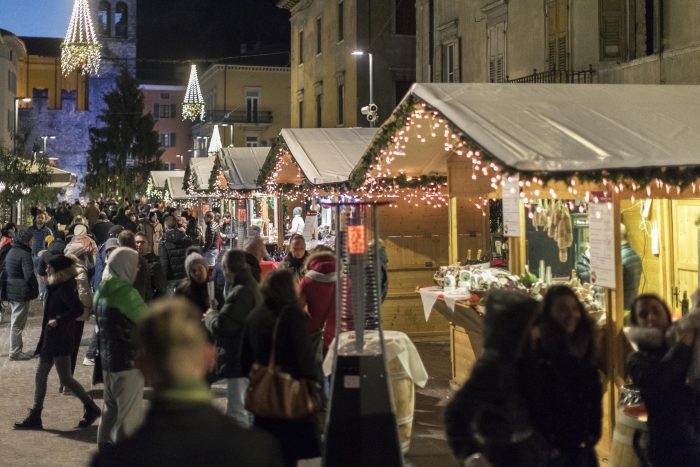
[226,377,252,427]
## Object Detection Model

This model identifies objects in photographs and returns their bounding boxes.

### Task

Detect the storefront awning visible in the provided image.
[361,83,700,179]
[220,147,269,190]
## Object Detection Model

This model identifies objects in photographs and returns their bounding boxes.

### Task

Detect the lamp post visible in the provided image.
[41,135,56,155]
[13,97,32,154]
[351,50,377,127]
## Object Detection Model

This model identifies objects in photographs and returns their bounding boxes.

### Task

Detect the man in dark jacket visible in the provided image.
[204,249,260,427]
[91,212,115,246]
[27,213,52,258]
[159,215,193,293]
[92,298,283,467]
[202,211,219,266]
[5,230,40,360]
[621,223,642,310]
[135,232,166,301]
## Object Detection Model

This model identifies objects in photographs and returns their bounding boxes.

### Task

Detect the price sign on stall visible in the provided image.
[588,192,616,289]
[502,174,521,237]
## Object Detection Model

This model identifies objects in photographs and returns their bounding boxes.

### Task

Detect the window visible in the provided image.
[160,93,170,100]
[441,41,460,83]
[316,17,322,54]
[153,103,176,119]
[97,1,111,36]
[298,100,304,127]
[315,94,322,127]
[394,80,412,106]
[395,0,416,35]
[159,133,177,147]
[337,84,344,125]
[245,136,259,147]
[599,0,626,60]
[546,0,568,71]
[115,2,128,38]
[488,23,506,82]
[298,30,304,64]
[337,1,344,42]
[246,89,260,122]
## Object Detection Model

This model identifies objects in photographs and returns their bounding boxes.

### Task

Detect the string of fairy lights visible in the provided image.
[61,0,102,76]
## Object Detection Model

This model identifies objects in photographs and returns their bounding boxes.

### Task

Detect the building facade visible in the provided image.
[416,0,700,85]
[141,84,192,170]
[15,0,138,197]
[0,29,27,151]
[278,0,416,128]
[194,64,291,153]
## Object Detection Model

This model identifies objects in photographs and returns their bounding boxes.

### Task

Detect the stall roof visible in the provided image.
[190,157,215,190]
[278,128,378,184]
[150,170,184,189]
[165,176,188,200]
[373,83,700,176]
[220,147,269,190]
[30,164,77,188]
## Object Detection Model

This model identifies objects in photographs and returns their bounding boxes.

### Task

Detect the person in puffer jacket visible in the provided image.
[299,249,337,355]
[64,241,94,376]
[94,247,148,447]
[159,215,193,293]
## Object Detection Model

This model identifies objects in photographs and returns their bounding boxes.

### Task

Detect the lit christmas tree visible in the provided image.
[182,64,205,121]
[61,0,102,76]
[208,125,222,155]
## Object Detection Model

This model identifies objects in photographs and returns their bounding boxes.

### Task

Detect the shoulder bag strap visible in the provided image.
[267,309,286,369]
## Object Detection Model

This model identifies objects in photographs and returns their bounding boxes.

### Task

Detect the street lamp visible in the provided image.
[351,50,377,127]
[13,97,32,154]
[176,154,183,168]
[41,135,56,154]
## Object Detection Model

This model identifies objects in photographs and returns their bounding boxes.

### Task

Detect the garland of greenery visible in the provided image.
[256,135,285,187]
[350,94,700,192]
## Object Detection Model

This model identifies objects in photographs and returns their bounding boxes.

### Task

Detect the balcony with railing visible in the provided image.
[507,65,598,84]
[206,108,273,124]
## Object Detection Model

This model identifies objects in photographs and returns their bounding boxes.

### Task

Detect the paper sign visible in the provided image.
[502,175,521,237]
[588,192,616,289]
[302,210,318,241]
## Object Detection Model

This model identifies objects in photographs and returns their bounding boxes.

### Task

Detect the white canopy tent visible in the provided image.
[149,170,184,189]
[190,157,216,191]
[220,147,269,191]
[165,176,188,200]
[276,127,378,184]
[367,83,700,179]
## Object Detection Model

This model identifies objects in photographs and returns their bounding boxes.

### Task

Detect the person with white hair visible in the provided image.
[93,247,148,448]
[290,207,305,236]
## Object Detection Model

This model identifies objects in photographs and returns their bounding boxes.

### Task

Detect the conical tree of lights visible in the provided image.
[208,125,222,155]
[61,0,102,76]
[183,64,205,121]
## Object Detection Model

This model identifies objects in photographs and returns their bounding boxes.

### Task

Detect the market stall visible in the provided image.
[354,82,700,452]
[218,146,273,247]
[163,176,188,203]
[258,127,377,247]
[147,170,184,201]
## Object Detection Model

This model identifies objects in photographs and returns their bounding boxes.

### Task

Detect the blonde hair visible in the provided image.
[136,298,209,387]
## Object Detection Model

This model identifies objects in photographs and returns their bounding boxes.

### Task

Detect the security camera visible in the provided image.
[361,105,371,116]
[368,103,378,113]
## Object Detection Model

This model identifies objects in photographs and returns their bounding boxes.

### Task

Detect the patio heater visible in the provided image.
[323,201,402,466]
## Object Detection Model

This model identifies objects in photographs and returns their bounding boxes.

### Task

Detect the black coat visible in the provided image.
[628,341,700,467]
[4,241,39,302]
[91,220,114,246]
[241,302,321,464]
[91,399,283,467]
[520,342,602,466]
[35,267,83,358]
[204,269,260,379]
[159,229,193,281]
[143,252,166,300]
[36,240,67,277]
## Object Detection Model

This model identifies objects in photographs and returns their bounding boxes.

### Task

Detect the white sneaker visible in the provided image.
[82,357,95,366]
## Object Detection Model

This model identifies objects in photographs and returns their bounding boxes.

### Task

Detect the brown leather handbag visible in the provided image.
[245,311,321,420]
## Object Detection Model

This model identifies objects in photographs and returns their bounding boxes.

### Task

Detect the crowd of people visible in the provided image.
[0,198,338,466]
[1,197,699,466]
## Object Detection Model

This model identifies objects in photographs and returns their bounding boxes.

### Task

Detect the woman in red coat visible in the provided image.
[299,249,337,355]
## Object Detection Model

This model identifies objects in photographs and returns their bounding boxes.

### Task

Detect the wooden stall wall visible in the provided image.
[621,199,666,297]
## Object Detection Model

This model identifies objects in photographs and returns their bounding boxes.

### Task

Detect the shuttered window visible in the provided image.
[546,0,568,71]
[599,0,625,60]
[488,22,506,83]
[441,40,461,83]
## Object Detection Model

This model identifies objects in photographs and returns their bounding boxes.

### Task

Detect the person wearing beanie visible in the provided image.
[94,247,148,447]
[175,251,211,315]
[5,229,39,360]
[159,215,193,293]
[14,254,101,431]
[91,212,115,247]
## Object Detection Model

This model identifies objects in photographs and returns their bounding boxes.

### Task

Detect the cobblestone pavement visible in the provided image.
[0,300,454,466]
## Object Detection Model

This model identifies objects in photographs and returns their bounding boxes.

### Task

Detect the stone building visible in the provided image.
[277,0,416,128]
[416,0,700,85]
[194,64,291,153]
[0,28,27,150]
[15,0,138,198]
